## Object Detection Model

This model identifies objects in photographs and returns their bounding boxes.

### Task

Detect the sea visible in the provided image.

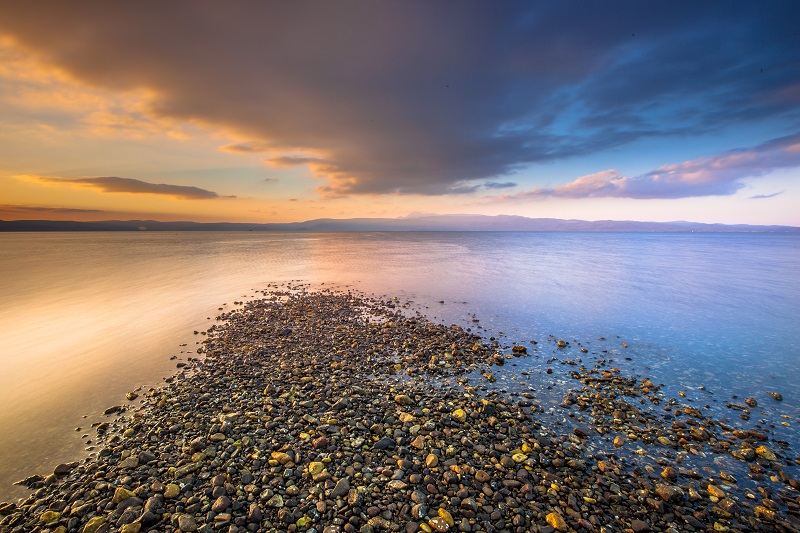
[0,231,798,501]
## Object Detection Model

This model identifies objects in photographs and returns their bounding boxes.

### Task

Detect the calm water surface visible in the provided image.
[0,231,798,500]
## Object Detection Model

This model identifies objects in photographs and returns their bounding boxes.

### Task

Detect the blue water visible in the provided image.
[0,231,798,499]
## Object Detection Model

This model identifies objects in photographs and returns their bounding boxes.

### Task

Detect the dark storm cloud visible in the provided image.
[1,1,797,195]
[33,176,220,200]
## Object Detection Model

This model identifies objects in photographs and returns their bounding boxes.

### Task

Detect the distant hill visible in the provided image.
[1,214,798,232]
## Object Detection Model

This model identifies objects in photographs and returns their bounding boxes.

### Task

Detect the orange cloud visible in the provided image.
[25,175,222,200]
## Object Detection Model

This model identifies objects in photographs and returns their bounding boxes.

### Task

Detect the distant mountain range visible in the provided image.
[1,214,798,232]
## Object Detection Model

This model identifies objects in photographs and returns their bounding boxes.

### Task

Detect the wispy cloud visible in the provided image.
[750,191,784,199]
[496,133,800,201]
[220,142,273,154]
[28,175,221,200]
[483,181,517,190]
[0,204,105,215]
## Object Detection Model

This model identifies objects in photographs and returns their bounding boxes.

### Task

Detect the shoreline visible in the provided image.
[1,289,798,533]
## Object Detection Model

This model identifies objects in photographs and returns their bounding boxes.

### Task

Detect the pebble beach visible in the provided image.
[1,288,798,533]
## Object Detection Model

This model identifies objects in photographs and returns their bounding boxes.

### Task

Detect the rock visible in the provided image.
[308,461,325,475]
[388,480,408,490]
[754,505,776,521]
[266,494,284,508]
[330,477,350,498]
[178,515,198,532]
[39,511,61,523]
[573,425,591,438]
[118,456,139,469]
[211,496,231,513]
[660,467,678,481]
[768,391,782,401]
[707,484,725,499]
[53,462,76,476]
[745,397,757,407]
[438,509,455,527]
[755,445,776,461]
[395,394,413,405]
[546,512,568,531]
[120,523,142,533]
[313,435,330,449]
[631,519,650,532]
[174,461,201,478]
[374,437,396,450]
[112,487,137,504]
[164,483,181,498]
[426,454,439,468]
[655,484,685,502]
[126,391,138,401]
[613,435,625,448]
[83,516,106,533]
[428,516,450,532]
[451,409,467,423]
[248,503,263,523]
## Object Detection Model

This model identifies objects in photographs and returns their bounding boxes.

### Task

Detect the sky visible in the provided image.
[0,2,799,225]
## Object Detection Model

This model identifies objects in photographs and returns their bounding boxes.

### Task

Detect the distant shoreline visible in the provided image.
[2,215,799,233]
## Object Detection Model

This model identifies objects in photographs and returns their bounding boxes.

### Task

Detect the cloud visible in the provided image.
[498,133,800,200]
[221,142,273,154]
[483,181,517,190]
[0,3,798,195]
[29,175,220,199]
[750,191,784,199]
[0,204,105,214]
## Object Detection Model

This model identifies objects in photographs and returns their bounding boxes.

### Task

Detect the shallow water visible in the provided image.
[0,231,798,500]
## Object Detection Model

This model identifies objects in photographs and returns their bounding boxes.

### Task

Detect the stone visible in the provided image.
[112,487,137,505]
[120,523,141,533]
[118,456,139,469]
[164,483,181,498]
[660,467,677,481]
[707,484,725,499]
[39,511,61,523]
[53,462,76,476]
[438,509,454,527]
[755,445,776,461]
[374,437,396,450]
[248,503,263,523]
[655,484,684,502]
[631,519,651,533]
[395,394,413,405]
[426,454,439,468]
[308,461,325,475]
[83,516,106,533]
[211,495,231,513]
[451,409,467,423]
[546,512,568,531]
[178,515,198,532]
[330,477,351,498]
[428,516,450,532]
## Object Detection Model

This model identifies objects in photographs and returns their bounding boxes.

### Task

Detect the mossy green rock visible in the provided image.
[39,511,61,523]
[83,516,106,533]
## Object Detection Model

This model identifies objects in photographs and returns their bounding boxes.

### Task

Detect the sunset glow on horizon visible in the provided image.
[1,2,799,226]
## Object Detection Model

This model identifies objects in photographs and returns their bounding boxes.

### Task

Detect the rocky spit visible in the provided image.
[1,289,799,533]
